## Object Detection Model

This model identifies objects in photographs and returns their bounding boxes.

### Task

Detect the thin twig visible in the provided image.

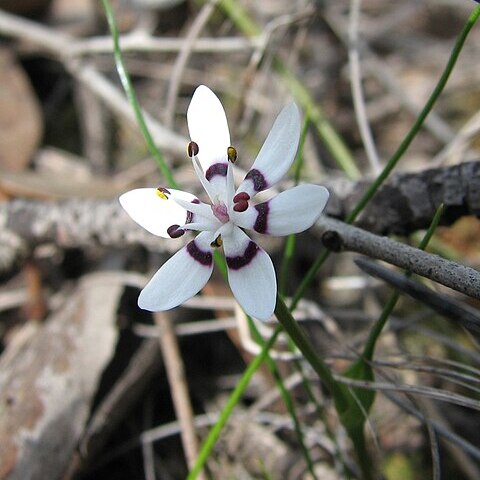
[154,313,204,479]
[334,375,480,411]
[70,34,261,56]
[318,216,480,300]
[164,1,217,127]
[0,10,186,156]
[355,256,480,333]
[325,8,455,144]
[348,0,381,174]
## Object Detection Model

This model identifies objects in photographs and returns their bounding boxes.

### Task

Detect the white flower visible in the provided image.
[120,85,329,320]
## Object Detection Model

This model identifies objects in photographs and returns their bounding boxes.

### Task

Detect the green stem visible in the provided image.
[187,326,282,480]
[248,317,318,480]
[280,112,309,295]
[101,0,178,188]
[279,235,296,296]
[290,5,480,310]
[290,249,329,311]
[362,203,445,360]
[349,427,374,480]
[346,6,480,224]
[274,296,348,412]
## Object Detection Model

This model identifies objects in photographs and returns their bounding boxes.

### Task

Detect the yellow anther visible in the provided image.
[156,187,171,200]
[210,234,223,248]
[227,146,237,163]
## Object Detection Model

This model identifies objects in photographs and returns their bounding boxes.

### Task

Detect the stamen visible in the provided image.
[187,141,199,157]
[233,192,250,203]
[210,234,223,248]
[233,192,250,212]
[191,154,216,202]
[233,200,248,212]
[167,224,185,238]
[227,146,237,163]
[156,187,171,200]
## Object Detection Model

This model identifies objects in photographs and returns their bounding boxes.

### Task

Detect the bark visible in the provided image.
[327,160,480,234]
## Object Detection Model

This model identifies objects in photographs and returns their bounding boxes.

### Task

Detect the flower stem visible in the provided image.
[247,317,318,480]
[274,296,348,412]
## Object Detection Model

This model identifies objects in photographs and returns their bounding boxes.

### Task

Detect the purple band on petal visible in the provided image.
[226,241,258,270]
[187,240,213,266]
[244,168,268,192]
[205,163,228,181]
[254,202,269,233]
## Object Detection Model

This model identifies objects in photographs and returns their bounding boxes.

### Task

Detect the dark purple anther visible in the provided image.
[188,141,199,157]
[233,200,249,212]
[233,192,250,203]
[167,225,185,238]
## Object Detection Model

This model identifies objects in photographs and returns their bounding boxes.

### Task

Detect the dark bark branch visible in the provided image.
[354,257,480,332]
[326,160,480,234]
[317,216,480,300]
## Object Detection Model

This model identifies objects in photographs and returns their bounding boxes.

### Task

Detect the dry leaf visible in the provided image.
[0,48,42,173]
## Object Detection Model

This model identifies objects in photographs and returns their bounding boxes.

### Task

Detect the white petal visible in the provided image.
[119,188,197,238]
[187,85,230,182]
[223,227,277,320]
[236,103,301,197]
[138,231,214,311]
[234,184,329,236]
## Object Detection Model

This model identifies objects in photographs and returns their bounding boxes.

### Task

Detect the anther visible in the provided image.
[188,141,199,157]
[156,187,171,200]
[227,146,237,163]
[233,200,249,212]
[167,225,185,238]
[210,234,223,248]
[233,192,250,203]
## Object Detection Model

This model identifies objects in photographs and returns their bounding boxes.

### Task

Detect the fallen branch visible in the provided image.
[327,160,480,234]
[318,216,480,300]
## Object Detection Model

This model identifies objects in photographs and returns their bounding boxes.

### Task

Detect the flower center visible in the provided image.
[212,201,230,223]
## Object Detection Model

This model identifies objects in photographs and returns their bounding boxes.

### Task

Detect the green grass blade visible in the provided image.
[216,0,360,179]
[247,316,318,480]
[290,5,480,310]
[187,326,282,479]
[101,0,178,188]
